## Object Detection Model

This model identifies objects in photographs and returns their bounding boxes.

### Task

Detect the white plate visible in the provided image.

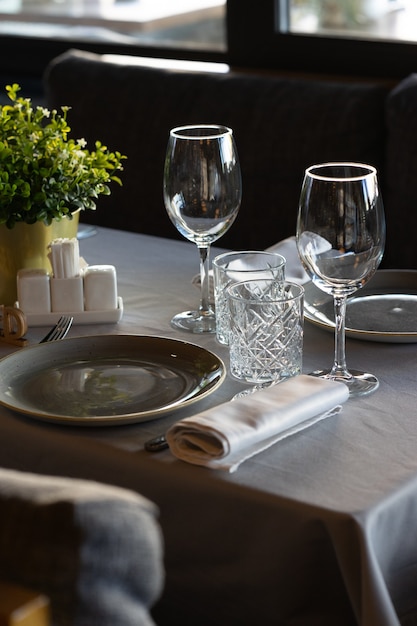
[0,335,225,425]
[304,270,417,343]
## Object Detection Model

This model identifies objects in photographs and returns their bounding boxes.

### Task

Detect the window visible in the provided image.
[0,0,227,83]
[0,0,226,52]
[1,0,417,82]
[288,0,417,44]
[227,0,417,78]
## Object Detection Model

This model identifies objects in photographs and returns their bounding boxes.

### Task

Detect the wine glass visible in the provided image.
[296,162,386,397]
[163,124,242,333]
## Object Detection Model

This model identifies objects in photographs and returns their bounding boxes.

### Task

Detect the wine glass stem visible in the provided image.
[198,244,213,316]
[331,294,349,377]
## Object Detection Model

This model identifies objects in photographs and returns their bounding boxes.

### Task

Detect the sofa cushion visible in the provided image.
[44,49,389,251]
[0,468,164,626]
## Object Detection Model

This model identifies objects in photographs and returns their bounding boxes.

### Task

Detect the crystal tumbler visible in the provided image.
[227,279,304,385]
[213,251,286,345]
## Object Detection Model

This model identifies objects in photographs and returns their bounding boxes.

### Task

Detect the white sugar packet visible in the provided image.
[166,375,349,472]
[49,239,64,279]
[62,238,80,278]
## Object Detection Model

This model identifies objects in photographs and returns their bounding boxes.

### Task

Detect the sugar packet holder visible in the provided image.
[16,265,123,326]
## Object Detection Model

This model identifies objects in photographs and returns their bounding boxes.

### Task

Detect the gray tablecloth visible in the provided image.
[0,226,416,626]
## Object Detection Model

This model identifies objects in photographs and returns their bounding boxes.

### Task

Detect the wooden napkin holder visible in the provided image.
[0,305,28,347]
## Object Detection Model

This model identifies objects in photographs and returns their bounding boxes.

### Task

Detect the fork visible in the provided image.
[40,315,74,343]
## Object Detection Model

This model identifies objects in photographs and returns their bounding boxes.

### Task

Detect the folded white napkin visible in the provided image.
[166,375,349,472]
[266,236,310,284]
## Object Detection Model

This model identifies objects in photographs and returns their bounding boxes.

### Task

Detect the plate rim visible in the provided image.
[0,334,226,426]
[304,269,417,343]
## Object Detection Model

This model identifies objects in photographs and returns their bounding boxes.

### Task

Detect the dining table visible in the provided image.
[0,225,416,626]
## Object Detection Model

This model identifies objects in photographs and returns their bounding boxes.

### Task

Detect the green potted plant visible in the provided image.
[0,83,126,304]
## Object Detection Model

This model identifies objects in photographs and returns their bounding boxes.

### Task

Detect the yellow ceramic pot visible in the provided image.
[0,211,80,305]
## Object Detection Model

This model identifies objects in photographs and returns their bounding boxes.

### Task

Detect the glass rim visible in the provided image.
[305,162,377,181]
[213,250,286,270]
[227,279,304,303]
[170,124,232,139]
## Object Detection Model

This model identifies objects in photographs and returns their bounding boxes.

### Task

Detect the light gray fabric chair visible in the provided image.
[0,468,164,626]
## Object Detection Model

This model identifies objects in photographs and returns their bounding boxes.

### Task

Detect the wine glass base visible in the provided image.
[309,368,379,398]
[171,310,216,334]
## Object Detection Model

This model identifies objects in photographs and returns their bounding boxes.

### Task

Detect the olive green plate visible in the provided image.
[304,270,417,343]
[0,335,225,426]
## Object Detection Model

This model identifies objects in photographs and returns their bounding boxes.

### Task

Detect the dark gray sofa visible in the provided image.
[44,49,415,268]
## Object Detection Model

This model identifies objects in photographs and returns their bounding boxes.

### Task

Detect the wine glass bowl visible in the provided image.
[296,162,386,397]
[164,124,242,333]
